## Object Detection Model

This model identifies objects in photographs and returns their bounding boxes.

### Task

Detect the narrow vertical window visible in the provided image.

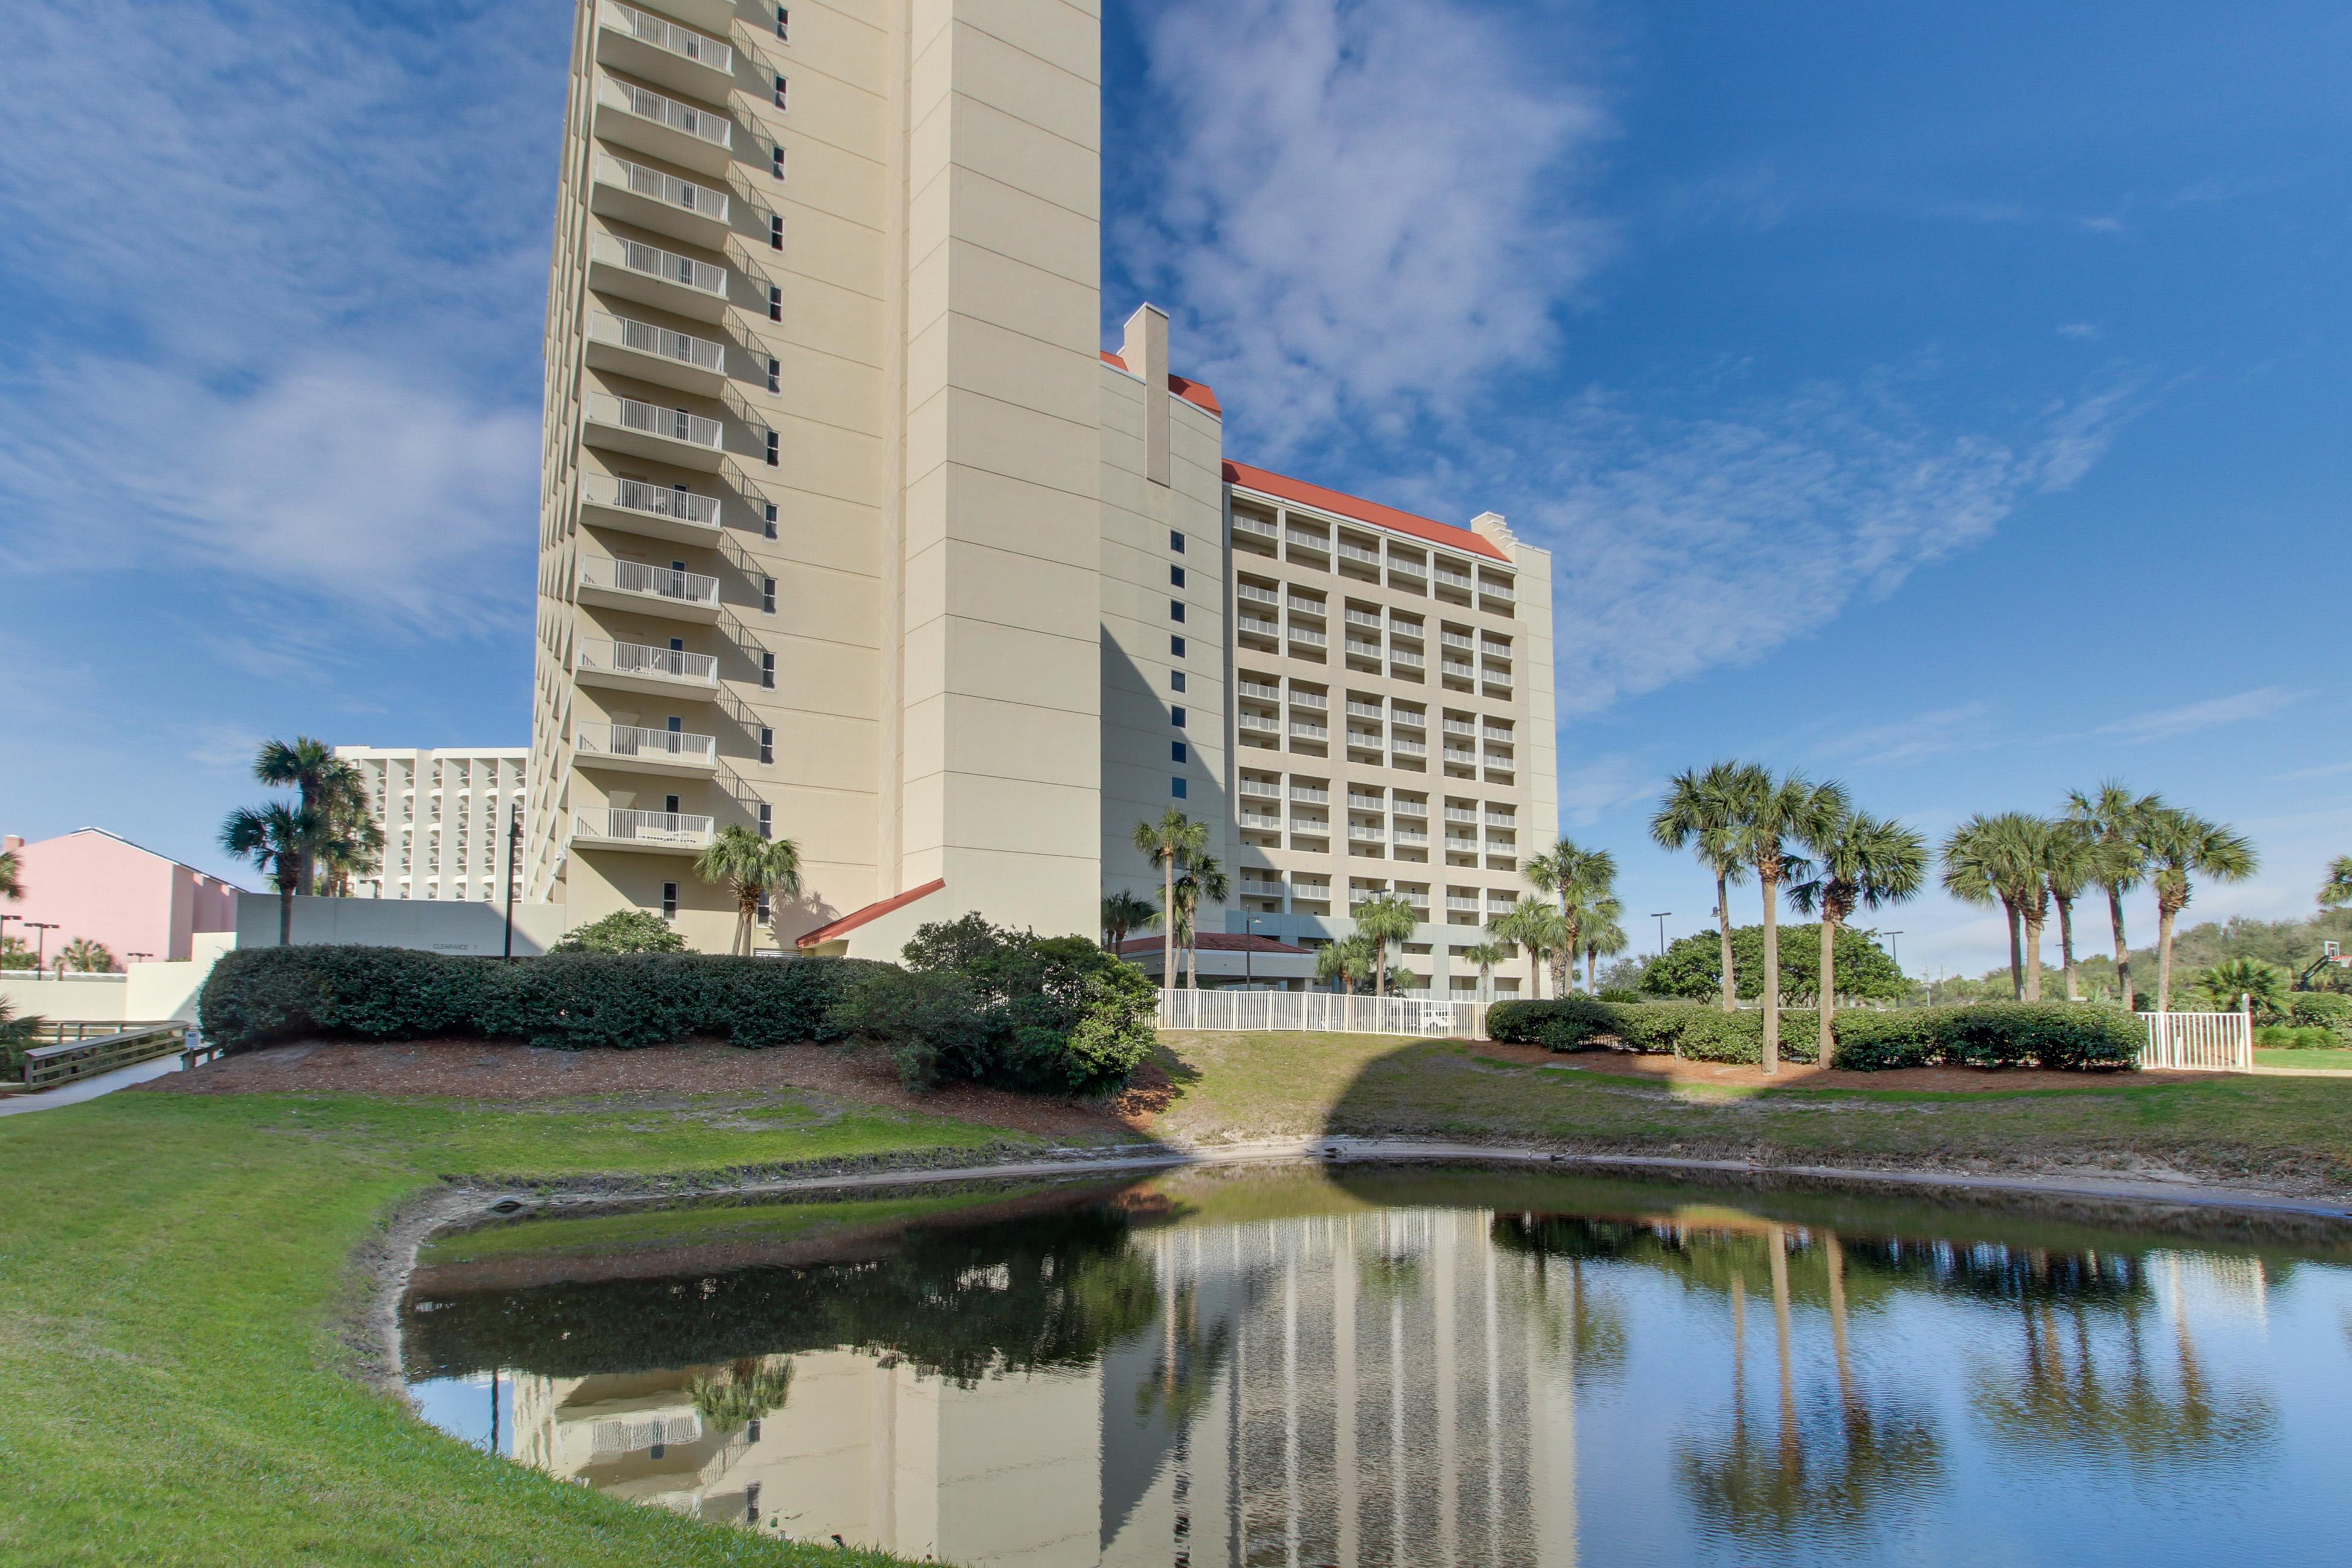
[757,803,773,840]
[763,502,779,539]
[771,145,786,180]
[768,285,782,321]
[774,74,789,109]
[761,651,777,688]
[1171,777,1188,799]
[1170,635,1186,658]
[759,726,775,764]
[1169,564,1186,587]
[1171,706,1187,729]
[1171,741,1187,763]
[762,576,777,613]
[756,891,771,923]
[662,882,679,919]
[1170,529,1186,554]
[765,430,779,466]
[767,357,780,393]
[1169,599,1186,623]
[1170,670,1186,692]
[776,6,789,40]
[770,214,784,251]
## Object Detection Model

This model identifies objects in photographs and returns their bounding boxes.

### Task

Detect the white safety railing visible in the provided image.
[577,722,718,765]
[591,232,726,297]
[1159,988,1483,1039]
[599,77,732,146]
[603,1,733,74]
[579,557,720,607]
[598,153,729,222]
[584,474,721,527]
[575,808,715,848]
[2139,1007,2252,1070]
[589,311,724,373]
[577,638,718,684]
[586,393,722,450]
[1232,514,1277,539]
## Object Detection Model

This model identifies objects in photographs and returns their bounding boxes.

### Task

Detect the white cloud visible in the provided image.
[1554,753,1664,829]
[2058,321,2099,339]
[1120,0,1616,449]
[2097,687,2304,743]
[1813,701,2001,768]
[2277,759,2352,782]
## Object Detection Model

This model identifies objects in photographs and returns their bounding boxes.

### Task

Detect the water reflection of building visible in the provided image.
[500,1207,1584,1566]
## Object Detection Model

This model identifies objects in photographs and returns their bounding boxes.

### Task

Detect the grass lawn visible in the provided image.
[0,1088,1019,1568]
[2257,1046,2352,1073]
[1152,1030,2352,1189]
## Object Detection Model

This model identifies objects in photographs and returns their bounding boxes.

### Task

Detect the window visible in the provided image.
[763,502,779,539]
[1171,777,1188,799]
[1171,741,1187,763]
[767,357,780,393]
[760,651,777,688]
[1169,564,1186,587]
[1170,670,1186,692]
[759,726,774,764]
[1169,599,1185,624]
[762,576,777,613]
[668,636,684,653]
[757,803,773,840]
[775,5,789,40]
[768,285,782,321]
[1170,528,1186,554]
[774,74,789,109]
[662,882,679,919]
[756,891,770,922]
[765,430,779,466]
[1171,634,1186,657]
[770,214,783,251]
[1171,706,1186,728]
[771,145,786,180]
[665,794,681,814]
[665,715,683,732]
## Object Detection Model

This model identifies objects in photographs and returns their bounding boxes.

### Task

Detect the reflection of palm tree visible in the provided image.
[1971,1298,2274,1465]
[691,1354,793,1430]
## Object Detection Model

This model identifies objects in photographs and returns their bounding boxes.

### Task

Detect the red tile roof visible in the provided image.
[1221,460,1509,562]
[1100,351,1223,417]
[794,878,946,949]
[1118,933,1309,956]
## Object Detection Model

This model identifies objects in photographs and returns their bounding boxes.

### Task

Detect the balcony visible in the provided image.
[590,152,730,249]
[1237,613,1280,642]
[1391,736,1428,758]
[1344,607,1382,631]
[1239,812,1282,833]
[582,392,725,470]
[1392,826,1428,847]
[593,75,733,175]
[1348,824,1386,844]
[1233,513,1278,544]
[1444,747,1479,767]
[1447,896,1482,914]
[588,231,728,323]
[1483,727,1514,745]
[1388,556,1427,583]
[574,637,720,697]
[1486,811,1517,829]
[1346,729,1383,753]
[1391,709,1426,730]
[1336,540,1381,569]
[1286,624,1328,650]
[1345,701,1384,721]
[574,722,719,776]
[1235,581,1279,608]
[1288,690,1327,712]
[1291,882,1332,904]
[1239,779,1281,800]
[1441,660,1478,683]
[578,473,722,543]
[1288,721,1329,743]
[596,1,735,100]
[1239,877,1285,899]
[1238,712,1280,737]
[1434,566,1474,592]
[1443,719,1476,739]
[577,557,722,621]
[1441,631,1475,653]
[1344,639,1383,665]
[1479,578,1517,604]
[1286,595,1325,618]
[1285,530,1329,555]
[1291,818,1330,838]
[1347,793,1385,812]
[572,806,715,854]
[1390,648,1426,671]
[586,311,726,395]
[1290,785,1330,804]
[1393,798,1427,817]
[1236,679,1280,703]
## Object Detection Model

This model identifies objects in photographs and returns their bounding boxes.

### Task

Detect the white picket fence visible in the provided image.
[2138,1007,2252,1071]
[1158,988,1484,1039]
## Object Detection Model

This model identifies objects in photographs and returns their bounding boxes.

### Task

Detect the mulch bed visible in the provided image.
[138,1038,1157,1140]
[1465,1039,2208,1092]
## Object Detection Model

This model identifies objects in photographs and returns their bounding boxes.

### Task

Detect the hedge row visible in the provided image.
[2285,992,2352,1045]
[199,946,888,1052]
[1486,997,2143,1071]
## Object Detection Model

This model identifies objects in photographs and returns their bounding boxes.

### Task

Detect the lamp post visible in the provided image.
[1244,916,1259,988]
[24,922,58,977]
[1649,911,1672,958]
[1883,931,1903,972]
[502,801,523,961]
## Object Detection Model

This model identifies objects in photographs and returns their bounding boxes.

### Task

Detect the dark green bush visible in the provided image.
[2289,991,2352,1045]
[831,915,1157,1093]
[1488,996,2134,1071]
[198,945,884,1052]
[549,909,688,954]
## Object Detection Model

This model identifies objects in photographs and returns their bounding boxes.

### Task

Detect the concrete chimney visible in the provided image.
[1122,302,1172,487]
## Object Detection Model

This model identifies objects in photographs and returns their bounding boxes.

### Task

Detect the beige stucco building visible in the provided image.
[338,746,529,903]
[522,0,1557,993]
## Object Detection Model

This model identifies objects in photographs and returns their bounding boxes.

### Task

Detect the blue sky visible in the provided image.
[2,0,2345,978]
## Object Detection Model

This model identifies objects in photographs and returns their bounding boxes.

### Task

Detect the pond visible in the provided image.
[403,1163,2352,1566]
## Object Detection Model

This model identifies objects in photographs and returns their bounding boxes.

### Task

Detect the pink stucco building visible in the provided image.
[1,829,244,966]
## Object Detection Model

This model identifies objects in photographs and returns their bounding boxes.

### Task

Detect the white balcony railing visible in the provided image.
[1347,730,1383,750]
[1389,557,1426,580]
[1434,567,1474,590]
[1344,639,1383,660]
[1238,713,1280,735]
[605,1,733,74]
[1239,779,1281,799]
[1288,625,1328,648]
[1447,896,1481,912]
[1391,738,1427,757]
[1480,578,1517,602]
[1390,619,1424,640]
[1240,878,1285,897]
[1289,721,1329,741]
[1337,541,1380,566]
[1348,794,1386,811]
[1291,785,1330,803]
[1289,690,1327,711]
[601,78,732,147]
[600,153,729,223]
[1393,798,1427,817]
[576,638,718,684]
[1484,727,1514,744]
[576,722,718,765]
[591,232,727,297]
[1446,835,1481,852]
[1446,807,1480,824]
[1391,709,1426,729]
[1442,631,1476,651]
[1393,827,1428,846]
[580,557,720,608]
[1239,813,1282,832]
[588,475,721,527]
[1233,513,1277,539]
[1348,825,1385,842]
[1442,661,1478,680]
[1238,615,1280,638]
[1346,701,1384,720]
[575,807,715,847]
[1292,883,1332,901]
[1444,747,1479,765]
[586,393,722,450]
[1286,530,1329,551]
[1236,582,1279,606]
[1486,812,1517,828]
[1344,607,1383,630]
[1443,719,1477,738]
[1236,680,1281,702]
[589,311,725,373]
[1286,596,1324,616]
[1391,649,1426,669]
[1291,818,1330,835]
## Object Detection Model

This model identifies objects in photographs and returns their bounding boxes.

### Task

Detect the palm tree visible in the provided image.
[1101,890,1156,954]
[1133,811,1206,994]
[2066,783,2163,1011]
[253,737,371,895]
[221,802,317,946]
[2320,856,2352,912]
[1314,938,1359,993]
[1492,900,1567,1000]
[1731,771,1847,1073]
[57,938,117,975]
[1939,813,2052,1000]
[1652,762,1759,1013]
[1791,808,1926,1067]
[1525,839,1618,997]
[1173,855,1231,990]
[2190,957,2287,1016]
[1462,939,1510,1009]
[0,849,19,902]
[1353,893,1418,999]
[1580,898,1628,994]
[2140,808,2258,1011]
[2041,822,2100,1002]
[694,825,804,955]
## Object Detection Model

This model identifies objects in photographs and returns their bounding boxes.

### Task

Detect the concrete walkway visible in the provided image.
[0,1054,183,1118]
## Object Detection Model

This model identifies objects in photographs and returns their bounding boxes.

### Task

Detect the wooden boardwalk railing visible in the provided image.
[5,1022,193,1093]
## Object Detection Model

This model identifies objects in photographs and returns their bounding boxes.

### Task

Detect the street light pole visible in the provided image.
[1883,931,1903,971]
[1649,912,1672,958]
[1245,917,1258,988]
[25,922,58,978]
[502,801,523,961]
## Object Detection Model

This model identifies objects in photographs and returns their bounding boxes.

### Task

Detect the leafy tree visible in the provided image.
[1579,897,1628,994]
[1641,925,1906,1004]
[1731,770,1847,1073]
[1940,813,2053,1001]
[1131,811,1206,993]
[1461,940,1511,1008]
[2321,856,2352,912]
[550,909,688,954]
[0,849,19,902]
[1172,855,1231,989]
[252,737,371,895]
[0,936,31,972]
[1491,901,1567,1000]
[1652,762,1757,1013]
[2066,782,2163,1011]
[1314,931,1380,993]
[2041,821,2101,1002]
[1525,838,1617,997]
[694,825,803,955]
[2140,807,2258,1011]
[1353,894,1418,998]
[58,938,116,975]
[1100,890,1155,953]
[1790,807,1926,1066]
[220,801,318,946]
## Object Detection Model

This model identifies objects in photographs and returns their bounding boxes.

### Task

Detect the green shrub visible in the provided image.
[549,910,689,954]
[2258,1023,2342,1052]
[830,915,1156,1093]
[1488,996,2134,1072]
[1484,999,1819,1065]
[2289,991,2352,1045]
[198,945,883,1052]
